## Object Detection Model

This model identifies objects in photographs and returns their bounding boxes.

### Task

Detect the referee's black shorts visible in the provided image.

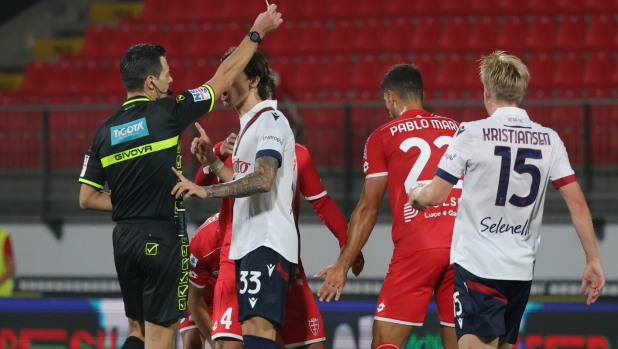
[113,219,189,323]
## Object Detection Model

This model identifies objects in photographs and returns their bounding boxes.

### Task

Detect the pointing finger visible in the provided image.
[171,167,186,180]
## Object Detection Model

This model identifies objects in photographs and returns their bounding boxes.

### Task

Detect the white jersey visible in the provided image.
[436,107,576,280]
[228,100,298,263]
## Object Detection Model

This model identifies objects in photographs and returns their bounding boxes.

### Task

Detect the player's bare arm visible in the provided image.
[79,184,112,212]
[559,181,605,305]
[205,5,282,98]
[187,284,215,348]
[171,156,278,199]
[408,176,454,210]
[315,176,387,302]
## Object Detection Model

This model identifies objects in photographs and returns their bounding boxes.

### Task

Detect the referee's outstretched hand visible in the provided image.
[251,3,283,37]
[171,168,207,200]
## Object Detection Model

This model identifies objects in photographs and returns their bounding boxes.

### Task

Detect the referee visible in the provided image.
[78,6,282,349]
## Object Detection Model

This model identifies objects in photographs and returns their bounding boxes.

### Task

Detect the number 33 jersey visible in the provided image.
[436,107,576,281]
[363,110,461,257]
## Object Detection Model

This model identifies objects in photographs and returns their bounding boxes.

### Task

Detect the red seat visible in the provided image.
[99,59,124,94]
[189,22,218,58]
[527,16,556,50]
[435,54,467,90]
[527,53,554,88]
[414,0,442,14]
[270,56,297,98]
[557,0,586,12]
[72,58,105,92]
[472,0,500,13]
[300,109,344,166]
[82,25,112,56]
[440,17,470,51]
[294,56,323,90]
[550,89,584,165]
[167,0,199,22]
[353,19,384,53]
[583,52,613,88]
[555,15,585,50]
[46,56,78,94]
[469,16,497,52]
[140,0,168,21]
[219,0,262,21]
[21,61,51,93]
[164,22,192,56]
[359,0,387,17]
[586,15,614,49]
[464,60,483,90]
[320,54,351,89]
[215,22,247,57]
[184,58,214,89]
[190,0,222,21]
[108,21,140,58]
[554,53,583,88]
[261,20,300,55]
[414,53,438,95]
[383,18,413,52]
[586,0,617,11]
[166,57,185,90]
[412,17,441,52]
[499,0,529,13]
[612,60,618,86]
[298,20,328,54]
[138,22,166,46]
[443,0,474,13]
[301,0,330,20]
[325,20,355,53]
[529,0,558,13]
[350,54,382,90]
[386,0,414,16]
[328,0,356,18]
[497,16,528,52]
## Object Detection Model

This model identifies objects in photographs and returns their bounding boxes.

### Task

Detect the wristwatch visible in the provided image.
[248,31,262,45]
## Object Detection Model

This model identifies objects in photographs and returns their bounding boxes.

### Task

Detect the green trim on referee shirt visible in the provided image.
[201,84,215,113]
[122,98,150,106]
[100,136,179,168]
[78,178,104,189]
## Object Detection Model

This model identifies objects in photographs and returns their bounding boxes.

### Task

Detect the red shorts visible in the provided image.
[278,271,326,348]
[374,248,454,327]
[179,307,214,333]
[211,277,244,341]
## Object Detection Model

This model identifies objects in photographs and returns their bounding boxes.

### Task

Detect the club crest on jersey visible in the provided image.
[111,117,149,145]
[233,159,251,173]
[309,318,319,336]
[188,86,212,102]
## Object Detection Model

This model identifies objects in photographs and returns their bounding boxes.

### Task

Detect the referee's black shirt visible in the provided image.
[79,85,215,221]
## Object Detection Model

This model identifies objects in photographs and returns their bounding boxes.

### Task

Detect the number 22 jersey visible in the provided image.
[363,110,461,257]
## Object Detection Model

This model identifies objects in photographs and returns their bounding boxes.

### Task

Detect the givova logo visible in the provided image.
[111,117,149,145]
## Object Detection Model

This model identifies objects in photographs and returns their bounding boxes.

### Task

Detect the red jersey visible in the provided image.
[188,213,222,309]
[363,110,461,257]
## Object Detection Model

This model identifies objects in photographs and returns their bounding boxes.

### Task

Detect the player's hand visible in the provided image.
[251,3,283,37]
[193,122,218,165]
[315,263,347,302]
[221,133,237,157]
[191,137,210,165]
[351,251,365,277]
[408,184,427,211]
[581,259,605,305]
[171,167,207,200]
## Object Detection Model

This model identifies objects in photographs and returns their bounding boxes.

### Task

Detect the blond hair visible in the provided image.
[479,51,530,104]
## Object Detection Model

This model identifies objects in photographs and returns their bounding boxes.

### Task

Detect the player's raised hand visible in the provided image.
[581,259,605,305]
[352,251,365,277]
[171,167,207,200]
[221,133,237,157]
[315,263,347,302]
[193,122,218,165]
[251,3,283,37]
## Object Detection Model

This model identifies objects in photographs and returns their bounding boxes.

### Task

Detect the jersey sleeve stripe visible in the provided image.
[366,172,387,178]
[435,168,459,185]
[552,174,577,189]
[188,280,206,288]
[305,190,327,201]
[78,178,104,189]
[201,84,215,113]
[255,149,282,167]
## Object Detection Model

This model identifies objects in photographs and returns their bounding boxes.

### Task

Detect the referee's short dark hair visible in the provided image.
[380,64,424,102]
[120,44,167,93]
[221,47,274,101]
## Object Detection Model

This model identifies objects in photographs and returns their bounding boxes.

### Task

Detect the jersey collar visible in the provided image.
[240,99,278,125]
[490,107,532,128]
[399,109,434,119]
[123,95,151,106]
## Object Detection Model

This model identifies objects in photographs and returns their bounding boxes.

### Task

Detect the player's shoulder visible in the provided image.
[294,143,310,157]
[191,213,220,246]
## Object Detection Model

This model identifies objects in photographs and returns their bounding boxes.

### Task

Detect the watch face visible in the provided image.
[250,32,261,42]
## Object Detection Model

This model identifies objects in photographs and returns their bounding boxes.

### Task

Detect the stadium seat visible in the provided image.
[586,0,617,11]
[81,25,111,56]
[527,53,555,88]
[188,22,219,58]
[190,0,223,21]
[386,0,414,16]
[166,57,185,90]
[471,0,500,13]
[583,52,613,88]
[108,20,140,58]
[294,56,323,91]
[167,0,198,22]
[300,108,344,166]
[469,16,497,52]
[325,20,355,53]
[555,16,585,50]
[358,0,387,17]
[527,16,556,50]
[261,20,300,55]
[350,55,382,90]
[499,0,529,13]
[301,0,331,20]
[497,16,528,52]
[46,56,78,94]
[99,59,124,94]
[442,0,474,13]
[72,58,105,92]
[353,19,384,53]
[21,61,51,93]
[464,61,483,90]
[328,0,356,18]
[216,22,248,57]
[414,0,442,15]
[586,15,614,50]
[612,60,618,87]
[164,22,192,57]
[140,0,168,21]
[554,52,583,88]
[298,20,328,54]
[529,0,558,13]
[383,18,414,53]
[219,0,258,21]
[138,22,166,47]
[557,0,586,12]
[320,54,351,89]
[412,17,441,52]
[270,56,297,98]
[435,54,467,89]
[440,17,470,51]
[413,53,438,94]
[183,58,215,89]
[550,89,584,165]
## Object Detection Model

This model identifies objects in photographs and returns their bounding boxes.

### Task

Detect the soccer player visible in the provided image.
[409,51,605,348]
[316,64,460,349]
[77,6,282,349]
[0,226,15,297]
[171,48,297,349]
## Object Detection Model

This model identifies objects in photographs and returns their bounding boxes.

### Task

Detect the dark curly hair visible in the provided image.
[221,47,274,101]
[380,63,424,102]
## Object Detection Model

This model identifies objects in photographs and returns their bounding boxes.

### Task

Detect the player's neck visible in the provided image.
[127,89,158,101]
[396,102,424,117]
[486,100,519,116]
[236,93,262,118]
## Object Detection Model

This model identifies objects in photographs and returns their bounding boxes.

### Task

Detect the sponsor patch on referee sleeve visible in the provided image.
[188,86,212,102]
[80,155,89,177]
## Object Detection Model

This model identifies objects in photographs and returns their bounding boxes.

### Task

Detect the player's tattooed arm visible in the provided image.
[204,156,279,198]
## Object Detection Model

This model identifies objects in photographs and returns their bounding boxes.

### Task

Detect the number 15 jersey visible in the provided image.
[363,110,461,257]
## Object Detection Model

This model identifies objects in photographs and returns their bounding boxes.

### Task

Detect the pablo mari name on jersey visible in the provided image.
[389,118,459,136]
